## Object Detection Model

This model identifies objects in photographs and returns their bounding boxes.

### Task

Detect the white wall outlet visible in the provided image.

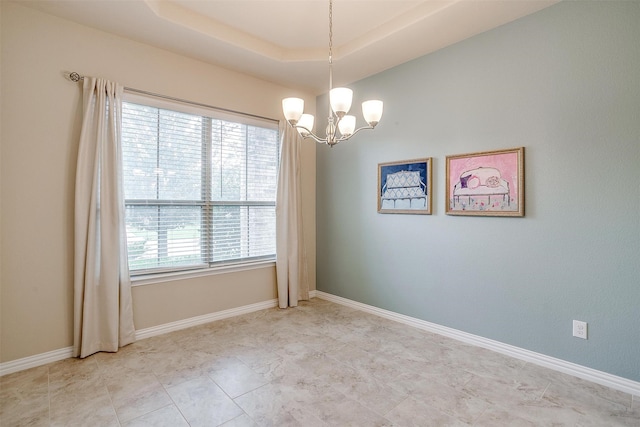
[573,320,588,339]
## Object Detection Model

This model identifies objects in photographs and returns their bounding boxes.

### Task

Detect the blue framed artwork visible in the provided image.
[378,158,432,214]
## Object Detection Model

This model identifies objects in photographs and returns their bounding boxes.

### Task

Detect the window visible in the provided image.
[121,93,279,275]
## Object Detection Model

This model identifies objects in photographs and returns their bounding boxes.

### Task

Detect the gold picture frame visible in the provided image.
[446,147,524,217]
[378,158,432,214]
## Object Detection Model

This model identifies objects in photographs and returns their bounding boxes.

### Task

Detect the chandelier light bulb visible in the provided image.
[362,100,383,126]
[297,114,315,136]
[282,97,304,124]
[338,115,356,136]
[329,87,353,117]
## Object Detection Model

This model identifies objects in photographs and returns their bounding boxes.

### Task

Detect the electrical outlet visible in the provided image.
[573,320,588,339]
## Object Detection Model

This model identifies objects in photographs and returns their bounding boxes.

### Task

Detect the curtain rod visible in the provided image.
[67,72,279,124]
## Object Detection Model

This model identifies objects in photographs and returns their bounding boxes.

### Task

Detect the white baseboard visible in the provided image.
[314,291,640,397]
[0,346,74,377]
[134,298,278,340]
[0,298,279,377]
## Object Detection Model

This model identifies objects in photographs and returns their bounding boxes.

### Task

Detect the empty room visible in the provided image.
[1,0,638,425]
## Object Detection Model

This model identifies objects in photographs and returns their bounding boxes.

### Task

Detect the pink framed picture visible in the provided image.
[446,147,524,217]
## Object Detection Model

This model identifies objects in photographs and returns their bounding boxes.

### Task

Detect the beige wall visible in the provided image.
[0,2,316,363]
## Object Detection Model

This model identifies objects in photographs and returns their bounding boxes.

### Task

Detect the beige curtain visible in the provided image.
[275,122,309,308]
[73,77,135,358]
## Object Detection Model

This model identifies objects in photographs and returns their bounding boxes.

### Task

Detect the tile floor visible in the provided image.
[1,298,638,426]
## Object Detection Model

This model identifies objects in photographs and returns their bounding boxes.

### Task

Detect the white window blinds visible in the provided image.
[121,93,279,274]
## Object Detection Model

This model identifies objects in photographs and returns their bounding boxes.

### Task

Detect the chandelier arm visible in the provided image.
[292,125,328,144]
[309,134,330,144]
[335,125,375,142]
[289,118,376,144]
[292,124,314,135]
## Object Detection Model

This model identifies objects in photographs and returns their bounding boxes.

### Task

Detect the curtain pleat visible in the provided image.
[73,77,135,358]
[275,122,309,308]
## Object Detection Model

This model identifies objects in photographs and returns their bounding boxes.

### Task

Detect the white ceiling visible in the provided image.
[18,0,559,94]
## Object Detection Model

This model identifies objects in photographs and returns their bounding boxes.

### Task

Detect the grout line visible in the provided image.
[540,382,551,400]
[94,357,123,426]
[471,405,491,427]
[47,366,52,426]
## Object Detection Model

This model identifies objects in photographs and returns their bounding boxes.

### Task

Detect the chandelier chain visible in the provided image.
[282,0,383,147]
[329,0,333,65]
[328,0,334,117]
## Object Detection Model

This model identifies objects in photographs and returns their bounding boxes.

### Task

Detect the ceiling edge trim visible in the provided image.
[143,0,464,63]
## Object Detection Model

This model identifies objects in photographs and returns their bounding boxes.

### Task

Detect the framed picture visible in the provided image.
[378,158,432,214]
[446,147,524,217]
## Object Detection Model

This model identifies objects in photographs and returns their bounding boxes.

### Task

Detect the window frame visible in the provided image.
[122,91,280,281]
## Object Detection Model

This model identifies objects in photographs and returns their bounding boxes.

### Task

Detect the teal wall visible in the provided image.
[316,1,639,382]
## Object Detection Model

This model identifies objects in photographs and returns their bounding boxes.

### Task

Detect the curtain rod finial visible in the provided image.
[68,72,82,82]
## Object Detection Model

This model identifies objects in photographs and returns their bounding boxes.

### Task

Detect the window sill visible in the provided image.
[131,260,276,287]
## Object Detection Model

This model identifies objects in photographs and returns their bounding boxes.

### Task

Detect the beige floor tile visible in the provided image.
[385,396,467,427]
[295,331,348,353]
[234,381,323,426]
[328,367,408,416]
[144,348,209,388]
[243,354,292,382]
[205,356,269,398]
[166,376,245,426]
[171,326,227,354]
[50,391,119,427]
[121,404,189,427]
[48,356,102,395]
[0,366,49,397]
[473,405,539,426]
[106,372,173,423]
[231,344,281,368]
[462,370,546,407]
[0,366,49,426]
[544,372,633,410]
[287,348,346,381]
[420,362,476,390]
[410,379,489,424]
[388,370,469,397]
[48,360,113,421]
[312,395,394,426]
[540,386,640,426]
[94,344,152,376]
[1,299,635,426]
[504,398,639,427]
[219,413,259,427]
[0,399,49,427]
[249,409,326,427]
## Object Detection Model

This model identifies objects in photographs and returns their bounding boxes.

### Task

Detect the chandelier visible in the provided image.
[282,0,383,147]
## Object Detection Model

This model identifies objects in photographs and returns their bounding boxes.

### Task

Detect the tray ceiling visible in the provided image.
[19,0,558,94]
